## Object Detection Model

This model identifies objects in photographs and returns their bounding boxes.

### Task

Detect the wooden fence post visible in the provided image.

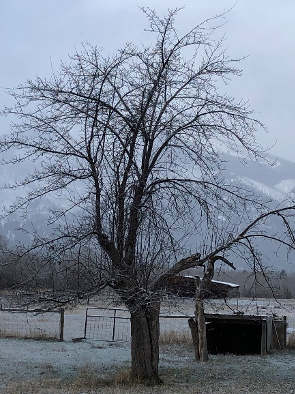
[112,308,117,341]
[84,308,88,339]
[60,308,64,342]
[261,319,267,355]
[283,316,287,348]
[188,317,200,361]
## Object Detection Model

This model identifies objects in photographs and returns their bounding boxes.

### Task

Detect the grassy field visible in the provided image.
[2,347,295,394]
[1,297,295,393]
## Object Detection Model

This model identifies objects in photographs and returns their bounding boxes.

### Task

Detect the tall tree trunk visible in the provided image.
[195,276,209,361]
[195,298,208,361]
[188,317,200,360]
[129,301,162,384]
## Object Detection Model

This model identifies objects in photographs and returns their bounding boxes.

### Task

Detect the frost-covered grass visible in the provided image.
[2,348,295,394]
[1,298,295,393]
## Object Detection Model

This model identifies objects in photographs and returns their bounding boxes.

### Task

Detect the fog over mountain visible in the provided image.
[218,153,295,272]
[1,151,295,271]
[221,152,295,203]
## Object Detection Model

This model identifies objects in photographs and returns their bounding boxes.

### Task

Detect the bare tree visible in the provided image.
[187,206,295,362]
[1,8,295,383]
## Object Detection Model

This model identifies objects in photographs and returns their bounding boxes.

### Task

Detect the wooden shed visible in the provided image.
[205,313,287,355]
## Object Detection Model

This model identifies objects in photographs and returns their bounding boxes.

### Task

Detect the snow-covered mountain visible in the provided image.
[1,151,295,270]
[221,152,295,203]
[0,161,66,244]
[214,153,295,272]
[0,197,61,245]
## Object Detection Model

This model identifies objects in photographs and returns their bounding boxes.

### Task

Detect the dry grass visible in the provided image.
[1,367,154,394]
[2,351,295,394]
[70,365,113,389]
[2,377,295,394]
[1,379,65,394]
[0,309,61,341]
[113,369,132,385]
[287,332,295,348]
[159,330,192,345]
[0,328,58,341]
[71,366,158,388]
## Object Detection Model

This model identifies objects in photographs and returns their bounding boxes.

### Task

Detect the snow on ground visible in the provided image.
[0,337,130,388]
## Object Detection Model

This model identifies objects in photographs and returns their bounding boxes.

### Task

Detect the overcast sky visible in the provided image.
[1,0,294,162]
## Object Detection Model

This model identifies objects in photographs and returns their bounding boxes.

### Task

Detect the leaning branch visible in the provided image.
[152,252,202,290]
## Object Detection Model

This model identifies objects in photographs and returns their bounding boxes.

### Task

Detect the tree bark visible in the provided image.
[188,317,200,361]
[129,301,162,384]
[195,298,208,361]
[194,276,209,361]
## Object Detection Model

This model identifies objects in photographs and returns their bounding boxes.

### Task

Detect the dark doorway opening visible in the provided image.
[207,320,262,355]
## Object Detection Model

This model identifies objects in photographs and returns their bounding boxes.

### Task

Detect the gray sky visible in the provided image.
[1,0,294,161]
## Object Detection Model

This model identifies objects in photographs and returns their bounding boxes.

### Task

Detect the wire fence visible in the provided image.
[83,303,291,348]
[0,306,64,341]
[83,306,191,342]
[84,307,131,341]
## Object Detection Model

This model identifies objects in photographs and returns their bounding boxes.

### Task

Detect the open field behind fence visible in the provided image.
[0,295,295,344]
[84,307,192,343]
[83,297,295,344]
[0,307,64,341]
[84,307,131,341]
